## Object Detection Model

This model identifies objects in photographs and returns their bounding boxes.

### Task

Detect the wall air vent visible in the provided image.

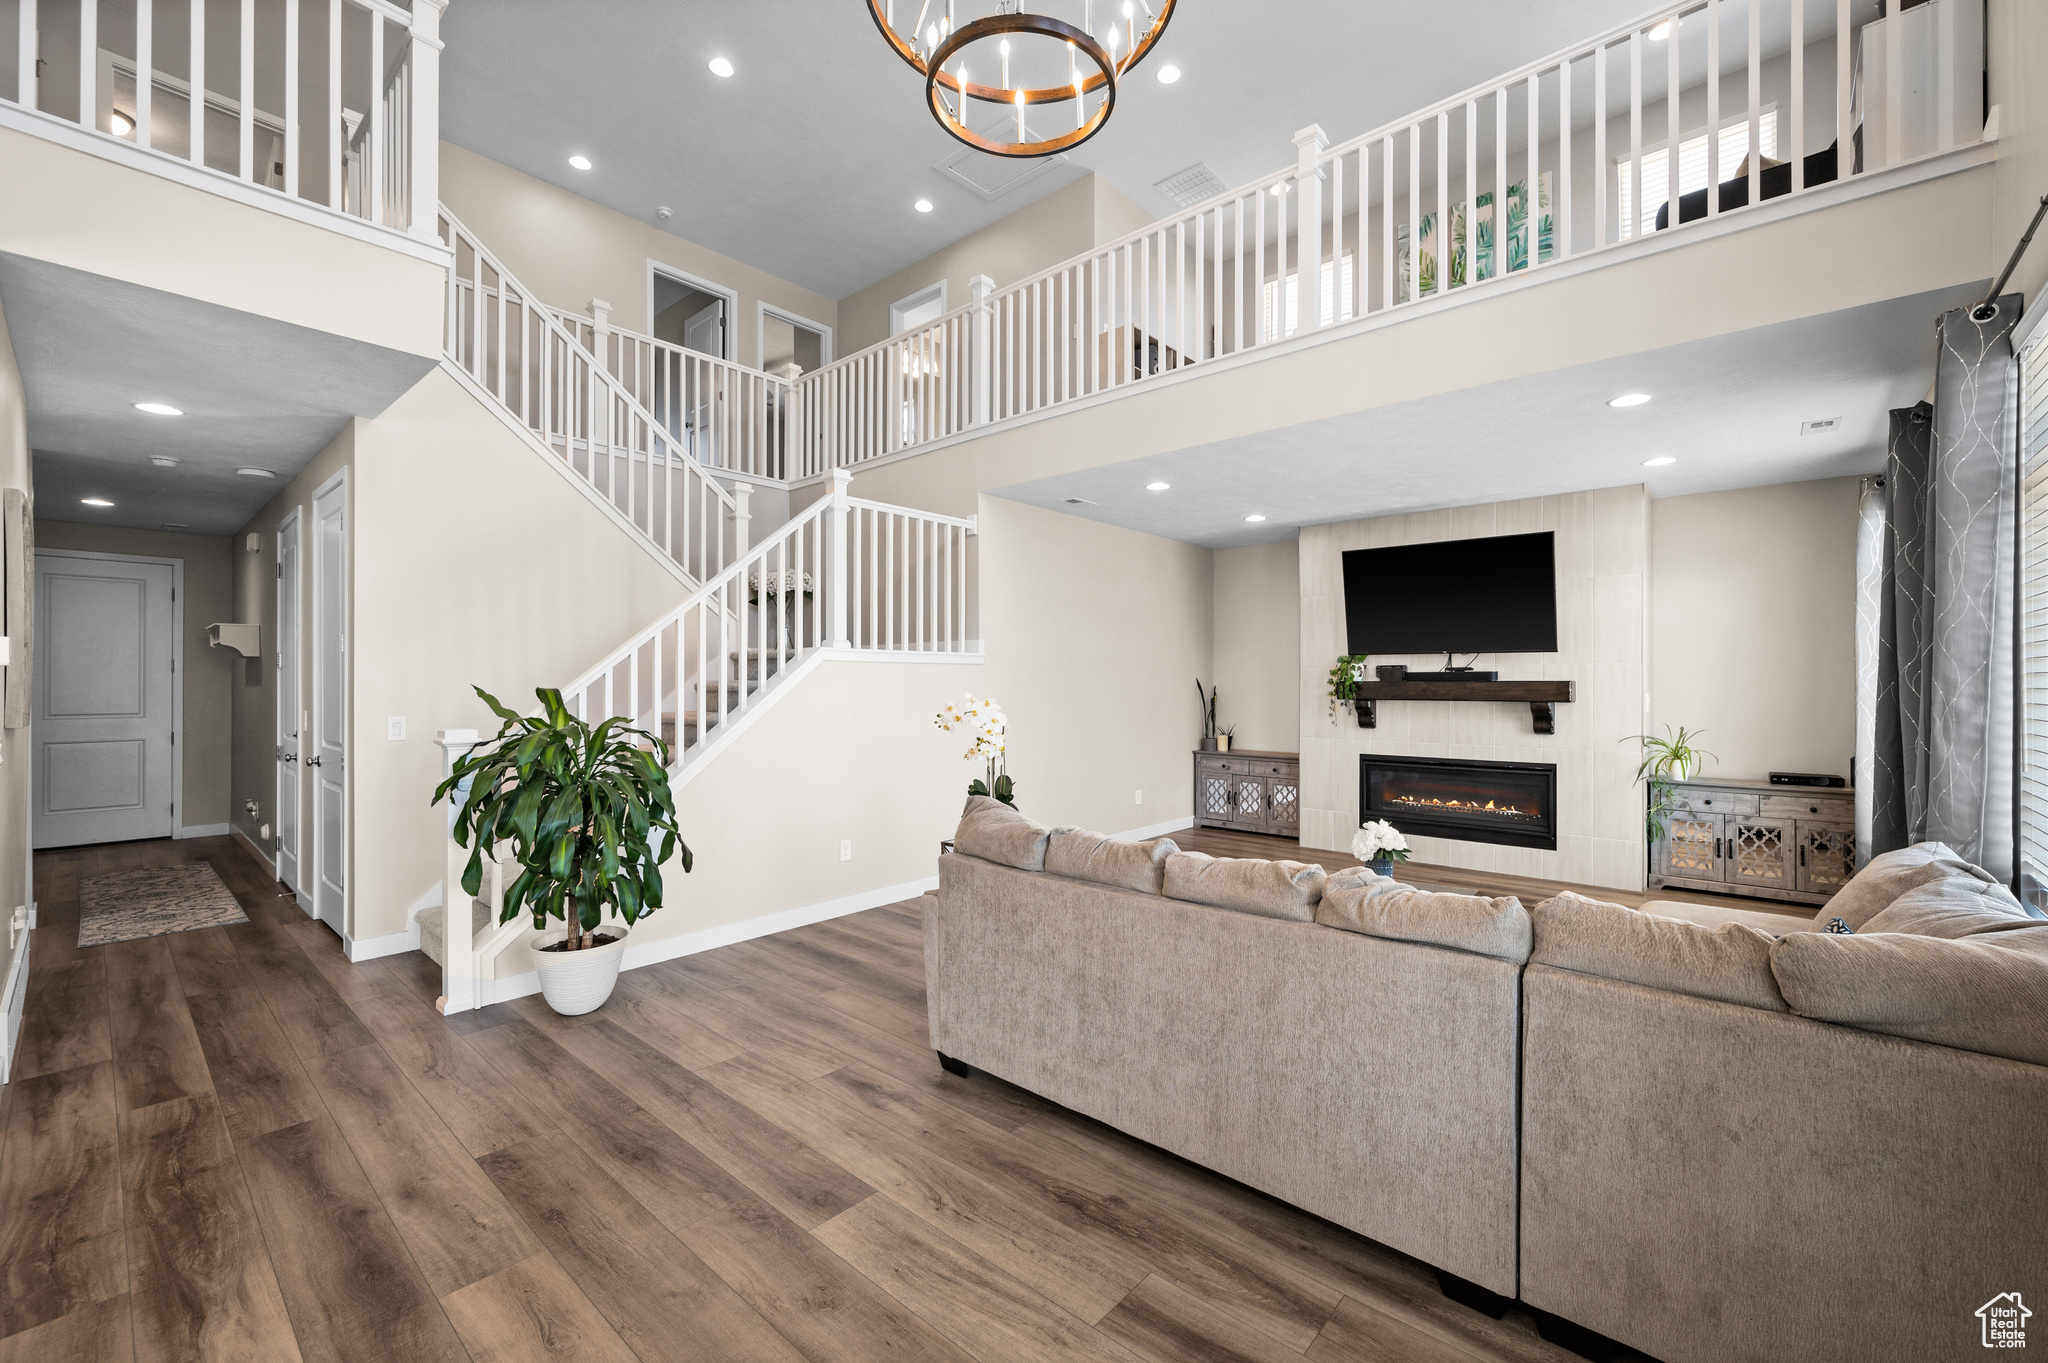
[1801,417,1844,436]
[1155,162,1228,209]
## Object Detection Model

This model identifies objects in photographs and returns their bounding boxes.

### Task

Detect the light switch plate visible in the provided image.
[388,717,407,741]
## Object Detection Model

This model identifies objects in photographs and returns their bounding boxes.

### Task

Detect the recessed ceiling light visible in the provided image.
[150,456,179,468]
[914,198,934,213]
[81,498,114,507]
[1146,481,1171,491]
[135,402,183,416]
[1642,457,1677,467]
[1269,182,1289,196]
[162,522,189,530]
[1157,64,1181,84]
[568,154,592,170]
[110,110,134,136]
[1607,392,1652,408]
[1648,19,1674,40]
[708,56,735,78]
[1244,513,1267,523]
[236,468,276,479]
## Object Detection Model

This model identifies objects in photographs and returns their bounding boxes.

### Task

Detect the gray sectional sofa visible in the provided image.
[927,797,2048,1363]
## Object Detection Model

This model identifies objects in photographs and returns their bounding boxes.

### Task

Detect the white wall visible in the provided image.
[1212,540,1301,753]
[1650,476,1858,782]
[0,294,32,1012]
[1299,487,1651,891]
[1990,0,2048,304]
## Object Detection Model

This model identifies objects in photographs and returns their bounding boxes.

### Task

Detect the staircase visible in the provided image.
[425,211,981,1011]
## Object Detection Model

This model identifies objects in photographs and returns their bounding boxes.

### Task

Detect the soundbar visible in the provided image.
[1377,666,1501,682]
[1770,772,1847,788]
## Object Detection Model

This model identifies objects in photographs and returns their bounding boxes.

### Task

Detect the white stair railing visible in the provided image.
[3,0,443,242]
[440,207,743,586]
[434,476,977,1012]
[549,306,794,481]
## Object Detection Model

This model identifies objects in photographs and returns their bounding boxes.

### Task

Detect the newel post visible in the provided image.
[436,728,478,1014]
[828,469,852,649]
[407,0,448,244]
[1292,124,1328,335]
[968,273,996,427]
[775,362,803,481]
[732,482,752,557]
[587,298,613,375]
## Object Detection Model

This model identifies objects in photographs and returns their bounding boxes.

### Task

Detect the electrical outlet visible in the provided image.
[840,839,853,861]
[1135,789,1143,805]
[388,717,407,741]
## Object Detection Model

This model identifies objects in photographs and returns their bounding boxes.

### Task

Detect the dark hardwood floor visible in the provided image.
[2,834,1648,1362]
[1178,824,1815,924]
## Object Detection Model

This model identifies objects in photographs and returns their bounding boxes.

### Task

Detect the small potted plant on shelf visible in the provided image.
[1327,654,1369,724]
[937,694,1016,808]
[433,685,691,1016]
[1352,819,1412,878]
[1627,725,1714,842]
[1217,724,1236,754]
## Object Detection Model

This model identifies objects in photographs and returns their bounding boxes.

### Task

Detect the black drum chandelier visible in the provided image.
[867,1,1177,158]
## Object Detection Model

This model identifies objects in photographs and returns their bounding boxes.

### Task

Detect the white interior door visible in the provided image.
[33,552,177,848]
[683,299,725,358]
[276,512,304,903]
[312,478,347,934]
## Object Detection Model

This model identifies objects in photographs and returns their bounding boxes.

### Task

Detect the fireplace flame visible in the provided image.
[1385,792,1543,822]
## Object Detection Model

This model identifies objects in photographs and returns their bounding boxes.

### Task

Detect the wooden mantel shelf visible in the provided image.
[1353,679,1576,734]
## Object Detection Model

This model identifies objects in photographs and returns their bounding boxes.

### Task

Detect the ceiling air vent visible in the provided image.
[1155,162,1228,210]
[1800,417,1844,436]
[1062,497,1097,506]
[934,129,1068,201]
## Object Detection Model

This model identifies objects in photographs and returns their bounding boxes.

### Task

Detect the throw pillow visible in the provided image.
[1317,877,1531,963]
[1531,891,1787,1012]
[1045,828,1178,895]
[952,794,1051,872]
[1811,842,1999,933]
[1162,851,1326,922]
[1858,875,2035,940]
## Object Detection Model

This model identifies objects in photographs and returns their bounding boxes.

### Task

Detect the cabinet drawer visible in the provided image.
[1196,756,1241,775]
[1671,789,1756,816]
[1253,760,1295,777]
[1760,794,1849,820]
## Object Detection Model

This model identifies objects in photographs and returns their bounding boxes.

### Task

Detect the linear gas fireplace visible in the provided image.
[1360,755,1558,851]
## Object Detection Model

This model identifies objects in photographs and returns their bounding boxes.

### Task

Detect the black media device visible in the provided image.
[1770,772,1848,788]
[1343,532,1558,657]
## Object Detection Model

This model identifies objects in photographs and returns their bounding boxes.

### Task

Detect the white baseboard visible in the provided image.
[177,822,233,839]
[477,872,942,1007]
[344,928,419,963]
[1117,814,1196,841]
[0,927,28,1083]
[231,826,275,877]
[402,883,441,952]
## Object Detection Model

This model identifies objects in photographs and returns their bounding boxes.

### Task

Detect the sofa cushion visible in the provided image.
[1045,828,1178,895]
[1318,875,1531,963]
[953,795,1051,871]
[1162,851,1325,922]
[1639,899,1811,936]
[1531,891,1787,1011]
[1813,842,2001,932]
[1857,875,2036,940]
[1771,928,2048,1066]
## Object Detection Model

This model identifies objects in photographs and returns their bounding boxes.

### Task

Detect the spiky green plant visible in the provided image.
[433,686,691,951]
[1628,725,1716,842]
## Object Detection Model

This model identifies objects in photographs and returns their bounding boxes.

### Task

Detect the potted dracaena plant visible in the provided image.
[1628,725,1715,842]
[433,685,691,1016]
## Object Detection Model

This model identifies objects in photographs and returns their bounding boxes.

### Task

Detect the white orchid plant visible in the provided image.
[935,694,1015,808]
[749,568,814,603]
[1352,818,1411,868]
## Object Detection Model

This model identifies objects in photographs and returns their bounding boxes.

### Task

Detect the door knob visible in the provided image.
[307,756,322,767]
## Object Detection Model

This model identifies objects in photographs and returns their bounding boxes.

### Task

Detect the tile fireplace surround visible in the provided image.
[1299,487,1649,892]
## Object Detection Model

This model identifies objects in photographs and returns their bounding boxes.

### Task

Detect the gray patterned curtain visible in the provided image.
[1869,298,2021,880]
[1853,474,1886,866]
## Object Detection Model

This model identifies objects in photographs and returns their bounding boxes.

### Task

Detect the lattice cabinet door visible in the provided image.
[1725,817,1795,893]
[1796,823,1856,897]
[1268,775,1300,835]
[1658,812,1722,882]
[1233,775,1269,832]
[1200,772,1235,825]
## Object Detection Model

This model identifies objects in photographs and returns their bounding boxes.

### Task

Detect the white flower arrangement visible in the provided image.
[749,568,815,601]
[936,694,1015,807]
[1352,819,1411,865]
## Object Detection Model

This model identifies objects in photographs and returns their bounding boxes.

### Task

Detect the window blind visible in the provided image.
[1263,254,1355,341]
[1617,109,1779,239]
[2016,327,2048,892]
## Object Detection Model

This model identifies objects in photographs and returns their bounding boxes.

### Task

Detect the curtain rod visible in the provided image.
[1974,192,2048,322]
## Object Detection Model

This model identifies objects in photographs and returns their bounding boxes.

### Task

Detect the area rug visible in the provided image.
[78,865,248,947]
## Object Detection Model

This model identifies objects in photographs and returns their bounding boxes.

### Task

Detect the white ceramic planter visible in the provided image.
[532,924,630,1015]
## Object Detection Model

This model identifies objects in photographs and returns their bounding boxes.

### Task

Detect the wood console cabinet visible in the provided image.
[1648,777,1855,907]
[1194,750,1300,836]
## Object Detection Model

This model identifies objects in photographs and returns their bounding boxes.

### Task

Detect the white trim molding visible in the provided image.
[177,822,233,839]
[0,926,29,1083]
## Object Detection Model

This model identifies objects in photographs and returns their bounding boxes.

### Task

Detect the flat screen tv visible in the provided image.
[1343,531,1557,655]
